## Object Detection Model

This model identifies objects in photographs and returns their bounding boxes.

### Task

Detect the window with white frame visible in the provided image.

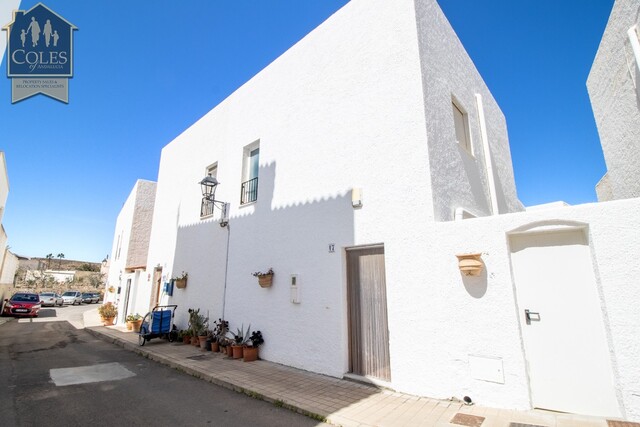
[200,163,217,218]
[452,99,473,155]
[240,141,259,205]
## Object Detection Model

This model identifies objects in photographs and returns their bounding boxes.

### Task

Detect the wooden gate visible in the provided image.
[346,245,391,381]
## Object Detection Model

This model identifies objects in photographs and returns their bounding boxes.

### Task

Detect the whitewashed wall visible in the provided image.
[138,0,620,416]
[106,180,156,321]
[0,249,18,285]
[145,0,430,376]
[415,0,522,221]
[588,0,640,201]
[389,198,640,417]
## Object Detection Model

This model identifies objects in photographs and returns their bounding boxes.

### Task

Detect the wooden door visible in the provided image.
[346,245,391,381]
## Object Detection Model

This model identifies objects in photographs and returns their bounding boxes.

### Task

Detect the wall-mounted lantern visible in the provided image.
[199,176,229,227]
[456,253,484,276]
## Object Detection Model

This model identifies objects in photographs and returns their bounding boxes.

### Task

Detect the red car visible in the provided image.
[2,293,41,317]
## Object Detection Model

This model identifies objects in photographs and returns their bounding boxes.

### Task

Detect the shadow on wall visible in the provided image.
[170,161,357,363]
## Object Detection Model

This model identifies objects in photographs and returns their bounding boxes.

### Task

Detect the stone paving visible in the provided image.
[82,310,635,427]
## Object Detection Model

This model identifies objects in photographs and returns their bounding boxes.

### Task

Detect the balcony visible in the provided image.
[240,177,258,205]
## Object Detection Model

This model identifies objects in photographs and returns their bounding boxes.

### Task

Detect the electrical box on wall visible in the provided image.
[290,274,300,304]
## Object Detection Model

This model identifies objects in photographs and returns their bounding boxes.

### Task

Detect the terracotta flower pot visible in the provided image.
[125,321,133,331]
[131,320,143,333]
[198,336,208,350]
[211,342,219,352]
[243,346,259,362]
[231,345,243,359]
[191,336,199,346]
[257,274,273,288]
[182,335,191,344]
[102,317,115,326]
[226,345,233,356]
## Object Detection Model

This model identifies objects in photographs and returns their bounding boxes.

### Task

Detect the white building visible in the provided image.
[588,0,640,201]
[106,180,156,323]
[114,0,640,420]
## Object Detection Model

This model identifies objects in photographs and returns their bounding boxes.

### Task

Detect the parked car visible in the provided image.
[2,293,41,317]
[40,292,63,307]
[91,292,102,303]
[81,293,98,304]
[61,291,82,305]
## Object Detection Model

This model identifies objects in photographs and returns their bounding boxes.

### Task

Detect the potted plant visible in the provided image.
[180,329,192,344]
[231,324,251,359]
[98,302,117,326]
[243,330,264,362]
[213,318,229,353]
[206,329,218,352]
[130,314,143,332]
[252,268,274,288]
[174,271,188,289]
[188,308,208,347]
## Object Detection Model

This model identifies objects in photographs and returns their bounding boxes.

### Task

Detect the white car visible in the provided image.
[40,292,63,307]
[61,291,82,305]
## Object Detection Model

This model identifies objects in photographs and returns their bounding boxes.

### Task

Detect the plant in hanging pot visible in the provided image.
[98,302,117,326]
[243,330,264,362]
[173,271,188,289]
[252,268,274,288]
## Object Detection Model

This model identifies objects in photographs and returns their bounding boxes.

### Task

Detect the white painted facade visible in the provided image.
[0,249,18,285]
[114,0,640,420]
[106,180,156,322]
[588,0,640,201]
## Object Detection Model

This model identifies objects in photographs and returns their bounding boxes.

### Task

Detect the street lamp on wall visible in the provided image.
[199,176,229,227]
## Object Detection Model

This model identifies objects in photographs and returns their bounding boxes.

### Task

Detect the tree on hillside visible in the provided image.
[57,253,65,269]
[45,253,53,269]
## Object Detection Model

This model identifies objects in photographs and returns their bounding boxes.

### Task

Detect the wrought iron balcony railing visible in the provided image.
[240,177,258,205]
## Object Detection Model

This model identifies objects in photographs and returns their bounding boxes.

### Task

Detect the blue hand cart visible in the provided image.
[138,305,178,346]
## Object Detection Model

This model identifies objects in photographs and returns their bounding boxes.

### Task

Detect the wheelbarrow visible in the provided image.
[138,305,178,346]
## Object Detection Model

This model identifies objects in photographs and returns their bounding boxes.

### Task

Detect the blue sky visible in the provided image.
[0,0,614,262]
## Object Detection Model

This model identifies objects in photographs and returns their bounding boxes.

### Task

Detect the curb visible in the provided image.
[85,327,331,425]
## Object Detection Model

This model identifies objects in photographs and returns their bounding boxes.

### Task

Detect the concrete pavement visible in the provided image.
[82,309,636,427]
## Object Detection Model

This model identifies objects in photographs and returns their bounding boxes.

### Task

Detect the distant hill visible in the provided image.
[19,257,101,272]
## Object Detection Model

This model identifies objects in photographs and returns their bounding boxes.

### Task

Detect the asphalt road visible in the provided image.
[0,309,326,427]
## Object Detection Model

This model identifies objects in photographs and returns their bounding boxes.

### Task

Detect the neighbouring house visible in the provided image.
[588,0,640,201]
[0,151,12,304]
[113,0,640,420]
[106,180,157,323]
[0,248,18,286]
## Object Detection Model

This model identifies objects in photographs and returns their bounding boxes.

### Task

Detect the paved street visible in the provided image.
[0,309,326,427]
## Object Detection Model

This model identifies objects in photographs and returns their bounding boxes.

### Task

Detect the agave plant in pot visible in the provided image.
[243,330,264,362]
[231,324,251,359]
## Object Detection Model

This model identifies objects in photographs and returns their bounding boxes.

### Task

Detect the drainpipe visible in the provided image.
[628,25,640,78]
[475,94,499,215]
[221,223,231,319]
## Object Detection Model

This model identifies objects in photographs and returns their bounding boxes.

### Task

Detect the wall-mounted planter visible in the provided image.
[257,274,273,288]
[456,253,484,276]
[175,278,187,289]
